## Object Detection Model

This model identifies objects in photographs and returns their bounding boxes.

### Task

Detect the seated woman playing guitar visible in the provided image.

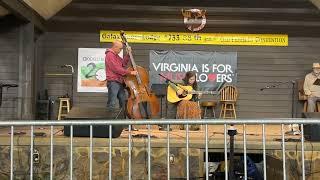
[174,71,202,130]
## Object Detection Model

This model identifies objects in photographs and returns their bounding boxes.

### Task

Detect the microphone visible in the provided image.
[260,86,270,91]
[60,64,74,73]
[61,64,72,68]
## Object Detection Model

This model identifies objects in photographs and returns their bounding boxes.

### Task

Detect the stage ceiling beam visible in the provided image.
[22,0,72,20]
[310,0,320,10]
[52,16,320,27]
[0,5,9,17]
[69,3,318,14]
[0,0,46,31]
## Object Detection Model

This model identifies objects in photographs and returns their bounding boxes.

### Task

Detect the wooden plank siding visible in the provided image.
[37,32,320,119]
[0,28,19,120]
[0,0,319,120]
[47,0,320,37]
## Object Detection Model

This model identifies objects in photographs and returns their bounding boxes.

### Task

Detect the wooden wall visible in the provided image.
[1,0,320,120]
[0,28,19,120]
[38,32,320,119]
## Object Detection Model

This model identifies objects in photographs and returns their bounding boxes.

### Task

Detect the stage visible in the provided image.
[1,124,320,179]
[0,124,318,151]
[1,109,320,179]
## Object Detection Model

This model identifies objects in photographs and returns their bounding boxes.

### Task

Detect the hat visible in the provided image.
[313,63,320,68]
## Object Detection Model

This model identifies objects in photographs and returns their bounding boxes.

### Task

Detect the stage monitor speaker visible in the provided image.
[302,112,320,141]
[64,107,125,138]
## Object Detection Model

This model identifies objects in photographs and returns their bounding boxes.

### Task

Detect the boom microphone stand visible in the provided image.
[61,65,74,104]
[260,79,297,118]
[0,83,18,107]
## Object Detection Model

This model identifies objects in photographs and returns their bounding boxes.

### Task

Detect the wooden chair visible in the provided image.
[297,79,320,112]
[219,85,238,119]
[201,101,217,119]
[57,98,71,120]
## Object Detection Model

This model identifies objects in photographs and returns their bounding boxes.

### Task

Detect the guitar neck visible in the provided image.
[191,91,216,95]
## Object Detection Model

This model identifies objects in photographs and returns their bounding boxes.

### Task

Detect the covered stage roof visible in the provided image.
[0,0,319,36]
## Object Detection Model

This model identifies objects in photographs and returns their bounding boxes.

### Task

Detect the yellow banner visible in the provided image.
[100,30,288,46]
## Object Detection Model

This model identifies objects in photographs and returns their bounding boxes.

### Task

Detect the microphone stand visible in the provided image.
[61,65,74,105]
[157,74,172,131]
[158,73,179,119]
[69,66,74,105]
[228,125,237,179]
[0,83,18,107]
[261,80,297,118]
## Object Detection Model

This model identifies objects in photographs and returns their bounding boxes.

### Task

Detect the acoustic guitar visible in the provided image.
[167,81,217,103]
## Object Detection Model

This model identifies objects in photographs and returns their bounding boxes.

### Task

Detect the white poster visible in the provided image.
[77,48,123,92]
[77,48,107,92]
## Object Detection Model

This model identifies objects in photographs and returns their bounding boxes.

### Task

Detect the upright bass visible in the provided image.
[120,31,160,119]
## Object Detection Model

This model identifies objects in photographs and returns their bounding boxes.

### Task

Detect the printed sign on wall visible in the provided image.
[149,50,237,91]
[77,48,123,92]
[77,48,107,92]
[100,30,288,46]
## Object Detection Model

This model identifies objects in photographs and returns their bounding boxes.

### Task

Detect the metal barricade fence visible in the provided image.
[0,118,317,180]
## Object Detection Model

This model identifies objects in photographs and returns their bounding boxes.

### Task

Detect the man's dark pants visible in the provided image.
[107,81,127,109]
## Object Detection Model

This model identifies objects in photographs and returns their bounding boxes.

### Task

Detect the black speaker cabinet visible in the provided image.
[64,107,125,138]
[302,112,320,141]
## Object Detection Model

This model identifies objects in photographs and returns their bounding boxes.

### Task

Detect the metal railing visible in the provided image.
[0,118,317,180]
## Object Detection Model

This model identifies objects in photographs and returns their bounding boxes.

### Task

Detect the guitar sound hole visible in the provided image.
[177,94,187,98]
